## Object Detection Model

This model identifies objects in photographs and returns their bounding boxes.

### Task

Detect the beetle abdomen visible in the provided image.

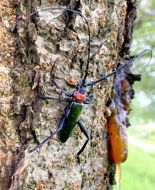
[59,102,83,143]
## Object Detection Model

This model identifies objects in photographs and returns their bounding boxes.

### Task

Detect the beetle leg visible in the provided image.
[83,100,92,104]
[29,121,65,153]
[38,94,70,103]
[57,104,72,132]
[64,102,73,117]
[77,121,89,156]
[29,129,59,153]
[51,79,72,97]
[29,122,64,153]
[30,103,72,153]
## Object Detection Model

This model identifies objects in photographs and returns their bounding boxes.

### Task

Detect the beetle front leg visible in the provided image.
[38,94,70,103]
[51,79,72,97]
[77,121,89,157]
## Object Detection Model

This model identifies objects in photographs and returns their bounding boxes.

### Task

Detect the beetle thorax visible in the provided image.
[73,92,86,102]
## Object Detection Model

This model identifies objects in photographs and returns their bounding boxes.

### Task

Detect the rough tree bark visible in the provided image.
[0,0,138,189]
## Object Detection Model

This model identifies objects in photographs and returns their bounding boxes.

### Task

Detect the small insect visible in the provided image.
[30,6,151,159]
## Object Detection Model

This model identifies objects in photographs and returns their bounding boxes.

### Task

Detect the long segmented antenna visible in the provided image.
[86,49,152,86]
[31,6,91,86]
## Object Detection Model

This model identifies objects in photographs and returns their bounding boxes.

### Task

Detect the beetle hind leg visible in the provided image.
[29,128,61,153]
[77,121,89,158]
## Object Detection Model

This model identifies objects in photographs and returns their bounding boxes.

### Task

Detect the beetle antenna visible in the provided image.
[30,6,91,86]
[86,49,152,86]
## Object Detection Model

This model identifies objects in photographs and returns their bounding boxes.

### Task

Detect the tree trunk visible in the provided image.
[0,0,137,189]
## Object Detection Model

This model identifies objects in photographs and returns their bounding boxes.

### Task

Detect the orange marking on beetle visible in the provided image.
[68,77,77,86]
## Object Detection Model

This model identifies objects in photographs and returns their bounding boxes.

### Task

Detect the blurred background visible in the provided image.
[117,0,155,189]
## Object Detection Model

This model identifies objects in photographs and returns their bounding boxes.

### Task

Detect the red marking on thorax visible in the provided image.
[74,92,86,102]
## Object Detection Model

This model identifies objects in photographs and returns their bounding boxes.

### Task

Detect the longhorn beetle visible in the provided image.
[30,6,152,158]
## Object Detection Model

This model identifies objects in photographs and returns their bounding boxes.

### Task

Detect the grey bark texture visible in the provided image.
[0,0,137,189]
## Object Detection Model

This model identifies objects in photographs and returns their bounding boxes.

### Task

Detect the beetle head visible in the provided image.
[76,79,86,93]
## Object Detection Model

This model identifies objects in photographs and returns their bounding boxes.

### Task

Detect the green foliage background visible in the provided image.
[130,0,155,124]
[115,1,155,189]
